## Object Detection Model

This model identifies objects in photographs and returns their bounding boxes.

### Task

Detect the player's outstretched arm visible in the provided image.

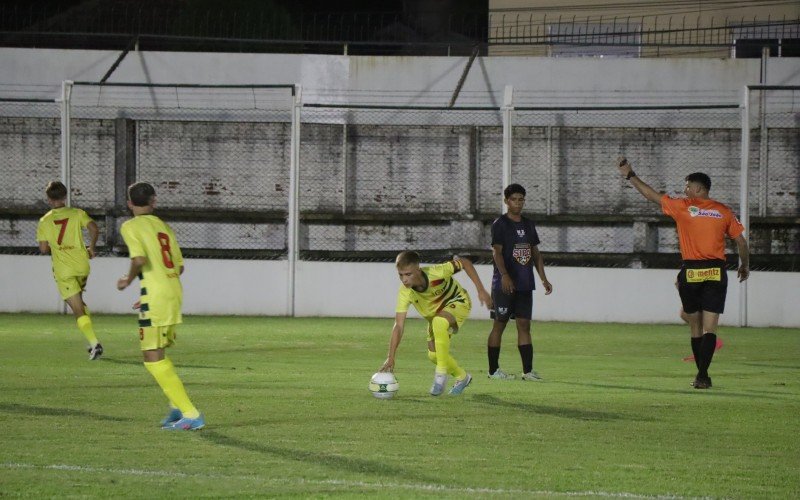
[381,312,407,372]
[734,234,750,282]
[617,157,663,205]
[458,256,492,309]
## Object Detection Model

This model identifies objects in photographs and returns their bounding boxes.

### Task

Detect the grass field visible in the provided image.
[1,313,798,498]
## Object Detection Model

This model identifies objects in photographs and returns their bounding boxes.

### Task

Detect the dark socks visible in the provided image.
[518,344,533,374]
[691,337,702,372]
[698,332,717,379]
[488,346,501,375]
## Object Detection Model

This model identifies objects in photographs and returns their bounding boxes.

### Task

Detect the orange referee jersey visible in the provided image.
[661,195,744,261]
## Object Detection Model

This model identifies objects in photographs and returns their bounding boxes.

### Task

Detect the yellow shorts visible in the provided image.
[139,325,177,351]
[55,275,88,300]
[426,299,471,341]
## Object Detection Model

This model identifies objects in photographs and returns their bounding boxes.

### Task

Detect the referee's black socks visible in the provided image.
[690,337,702,372]
[698,332,717,379]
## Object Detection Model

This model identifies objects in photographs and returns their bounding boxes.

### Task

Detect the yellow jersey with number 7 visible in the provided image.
[36,207,93,279]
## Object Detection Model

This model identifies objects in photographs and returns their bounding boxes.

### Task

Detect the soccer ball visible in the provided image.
[369,372,399,399]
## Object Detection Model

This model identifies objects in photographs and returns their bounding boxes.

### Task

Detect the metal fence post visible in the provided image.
[739,85,750,327]
[501,84,514,213]
[60,80,73,207]
[288,85,302,316]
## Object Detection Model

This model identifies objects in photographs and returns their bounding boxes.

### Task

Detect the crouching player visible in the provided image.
[117,182,204,430]
[380,251,492,396]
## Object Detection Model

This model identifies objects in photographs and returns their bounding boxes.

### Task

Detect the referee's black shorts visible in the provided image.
[677,259,728,314]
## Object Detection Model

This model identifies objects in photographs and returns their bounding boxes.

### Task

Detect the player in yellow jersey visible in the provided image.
[116,182,204,430]
[380,251,492,396]
[36,181,103,360]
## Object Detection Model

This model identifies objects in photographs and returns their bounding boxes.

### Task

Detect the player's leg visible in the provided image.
[426,338,438,367]
[63,279,101,358]
[141,326,203,428]
[428,315,453,395]
[488,288,514,379]
[678,269,705,386]
[513,291,539,380]
[684,310,703,373]
[695,310,721,388]
[694,268,727,389]
[441,303,473,395]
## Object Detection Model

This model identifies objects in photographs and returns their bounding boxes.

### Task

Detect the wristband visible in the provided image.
[626,171,636,180]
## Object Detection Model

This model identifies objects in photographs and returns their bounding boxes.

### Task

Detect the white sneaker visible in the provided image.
[448,373,472,395]
[430,372,447,396]
[488,369,516,380]
[521,371,542,381]
[87,343,103,361]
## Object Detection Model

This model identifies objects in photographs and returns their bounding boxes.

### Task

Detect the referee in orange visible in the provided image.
[617,157,749,389]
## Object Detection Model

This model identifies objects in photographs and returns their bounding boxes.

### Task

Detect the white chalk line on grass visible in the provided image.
[1,462,690,499]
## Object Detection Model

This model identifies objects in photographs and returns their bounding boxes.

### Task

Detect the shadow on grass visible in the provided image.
[560,381,793,401]
[199,430,439,485]
[740,362,800,370]
[471,394,634,421]
[0,402,131,422]
[101,357,232,371]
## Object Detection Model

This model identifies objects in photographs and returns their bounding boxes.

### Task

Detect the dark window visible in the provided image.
[781,38,800,57]
[735,38,780,58]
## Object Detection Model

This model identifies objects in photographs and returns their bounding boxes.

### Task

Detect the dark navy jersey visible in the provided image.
[491,214,541,292]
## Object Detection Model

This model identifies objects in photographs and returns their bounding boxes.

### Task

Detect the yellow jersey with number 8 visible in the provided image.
[120,214,184,327]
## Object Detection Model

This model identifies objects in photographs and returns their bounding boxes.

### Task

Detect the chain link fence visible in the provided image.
[67,83,295,258]
[744,86,800,269]
[298,101,800,270]
[511,106,748,267]
[1,86,797,270]
[298,105,502,261]
[0,98,61,254]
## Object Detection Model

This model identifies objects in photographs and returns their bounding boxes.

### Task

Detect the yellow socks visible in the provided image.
[431,317,467,380]
[427,350,438,365]
[76,315,98,346]
[144,357,200,419]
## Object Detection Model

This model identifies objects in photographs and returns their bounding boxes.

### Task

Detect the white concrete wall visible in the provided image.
[3,254,798,328]
[2,47,800,103]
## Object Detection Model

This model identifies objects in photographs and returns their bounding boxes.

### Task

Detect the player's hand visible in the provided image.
[86,246,96,259]
[737,265,750,282]
[117,275,130,291]
[477,289,493,309]
[501,274,515,294]
[379,358,394,373]
[617,156,632,177]
[542,279,553,295]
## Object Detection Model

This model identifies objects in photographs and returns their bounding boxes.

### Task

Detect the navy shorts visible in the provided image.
[677,260,728,314]
[490,289,533,322]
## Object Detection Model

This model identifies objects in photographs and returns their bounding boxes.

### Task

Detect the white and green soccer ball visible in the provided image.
[369,372,399,399]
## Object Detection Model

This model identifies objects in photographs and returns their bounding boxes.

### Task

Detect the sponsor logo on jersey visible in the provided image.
[516,229,526,237]
[513,244,531,265]
[688,206,723,219]
[686,267,721,282]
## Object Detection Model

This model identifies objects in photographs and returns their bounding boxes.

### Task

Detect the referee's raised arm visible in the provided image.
[617,156,663,204]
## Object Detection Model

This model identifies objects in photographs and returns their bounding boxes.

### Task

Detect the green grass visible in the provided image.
[1,313,798,499]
